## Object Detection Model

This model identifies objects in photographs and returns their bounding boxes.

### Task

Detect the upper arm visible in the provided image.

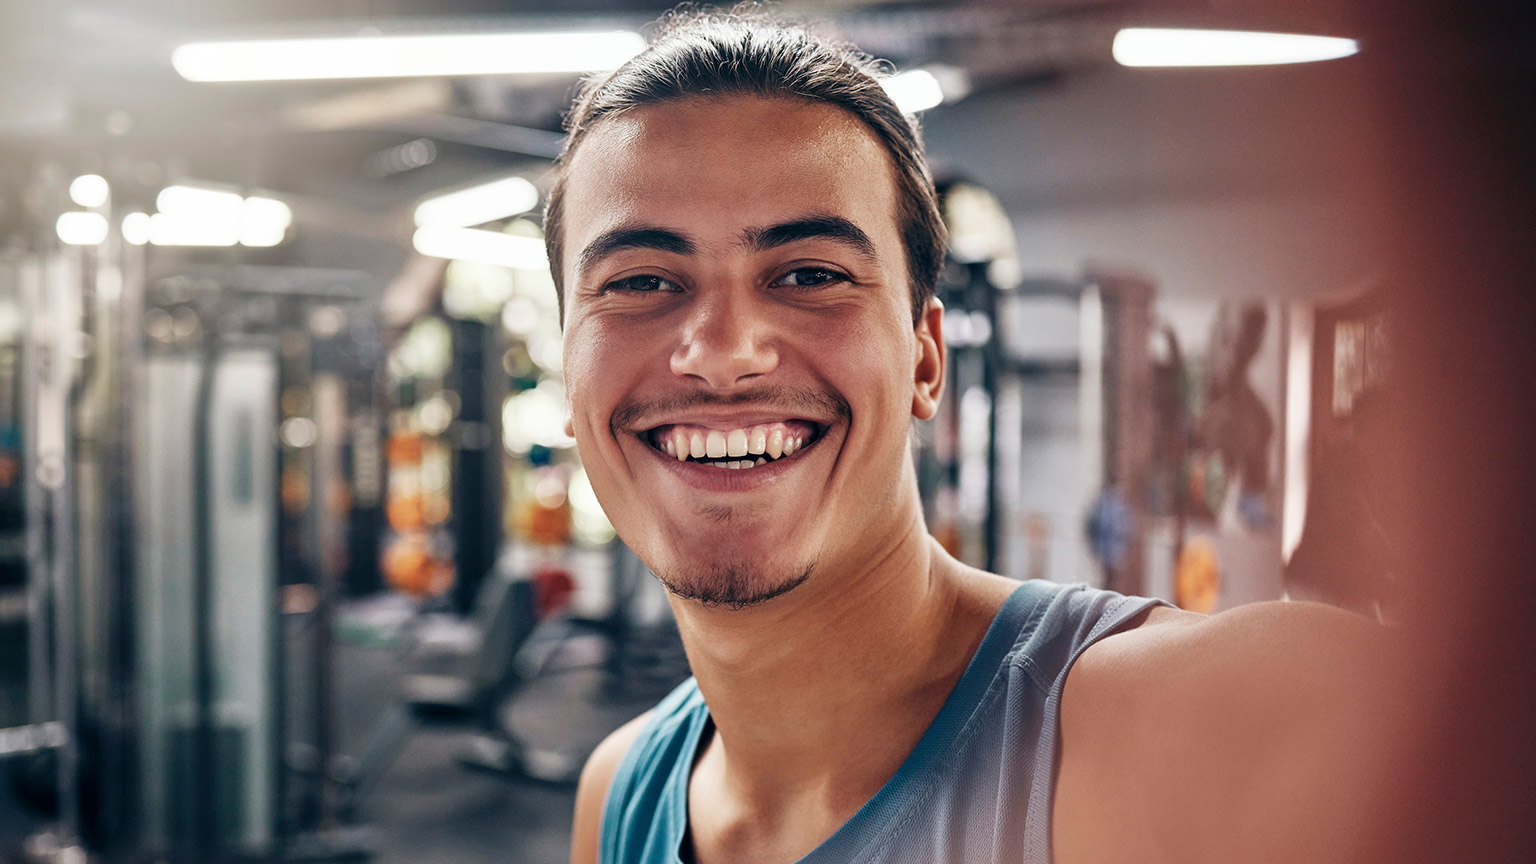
[1054,601,1396,864]
[570,711,652,864]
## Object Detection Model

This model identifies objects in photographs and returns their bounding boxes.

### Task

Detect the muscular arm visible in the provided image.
[570,712,651,864]
[1054,601,1395,864]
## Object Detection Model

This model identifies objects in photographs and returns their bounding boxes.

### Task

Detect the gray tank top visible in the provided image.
[600,579,1162,863]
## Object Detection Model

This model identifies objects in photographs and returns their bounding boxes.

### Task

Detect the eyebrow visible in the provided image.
[576,214,881,277]
[741,215,878,262]
[576,225,698,274]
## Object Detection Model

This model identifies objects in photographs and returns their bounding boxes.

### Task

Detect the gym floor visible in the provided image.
[0,601,680,864]
[333,625,667,864]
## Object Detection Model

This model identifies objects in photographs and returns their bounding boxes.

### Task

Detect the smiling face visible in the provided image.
[559,95,944,608]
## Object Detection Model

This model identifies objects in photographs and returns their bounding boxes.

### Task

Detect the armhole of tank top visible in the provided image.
[599,682,701,860]
[598,716,652,860]
[1026,592,1169,862]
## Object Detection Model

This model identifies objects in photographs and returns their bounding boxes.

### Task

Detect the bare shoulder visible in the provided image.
[1054,601,1394,864]
[570,711,653,864]
[1076,598,1381,681]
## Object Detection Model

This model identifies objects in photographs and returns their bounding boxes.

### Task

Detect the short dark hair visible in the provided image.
[542,7,947,326]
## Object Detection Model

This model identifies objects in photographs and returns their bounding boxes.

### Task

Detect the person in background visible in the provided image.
[546,9,1388,863]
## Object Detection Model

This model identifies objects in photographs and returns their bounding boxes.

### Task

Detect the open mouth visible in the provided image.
[644,420,824,470]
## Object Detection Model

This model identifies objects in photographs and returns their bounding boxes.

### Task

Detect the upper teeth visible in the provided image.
[659,424,807,468]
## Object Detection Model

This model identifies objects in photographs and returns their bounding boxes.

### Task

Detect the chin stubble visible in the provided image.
[655,560,816,611]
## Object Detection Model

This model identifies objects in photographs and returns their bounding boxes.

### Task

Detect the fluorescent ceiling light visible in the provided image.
[149,212,239,247]
[122,212,151,246]
[241,196,295,247]
[414,176,539,229]
[1113,28,1358,67]
[884,69,945,113]
[883,66,970,113]
[413,225,548,270]
[172,31,647,82]
[158,184,244,219]
[57,212,109,246]
[69,175,109,208]
[140,185,294,247]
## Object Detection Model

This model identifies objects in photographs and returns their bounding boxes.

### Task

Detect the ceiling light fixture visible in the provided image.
[883,66,971,114]
[240,197,296,247]
[147,212,239,247]
[172,31,647,82]
[56,212,109,246]
[1112,28,1358,67]
[412,225,548,270]
[413,176,539,229]
[69,175,110,209]
[121,212,151,246]
[128,185,295,247]
[884,69,945,113]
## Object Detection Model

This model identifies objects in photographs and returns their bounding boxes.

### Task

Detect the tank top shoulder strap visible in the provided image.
[600,677,709,864]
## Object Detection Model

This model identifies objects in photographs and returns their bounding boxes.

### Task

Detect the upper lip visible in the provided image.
[618,411,835,434]
[642,415,822,431]
[610,387,852,438]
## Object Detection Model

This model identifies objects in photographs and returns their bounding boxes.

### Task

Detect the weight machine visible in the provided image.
[0,152,394,861]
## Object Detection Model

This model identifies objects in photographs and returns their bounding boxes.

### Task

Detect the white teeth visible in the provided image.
[767,429,785,460]
[663,425,813,465]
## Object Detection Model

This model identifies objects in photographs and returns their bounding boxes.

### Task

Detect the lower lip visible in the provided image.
[638,437,817,492]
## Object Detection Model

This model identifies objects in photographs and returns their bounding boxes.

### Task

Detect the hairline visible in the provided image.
[557,93,906,275]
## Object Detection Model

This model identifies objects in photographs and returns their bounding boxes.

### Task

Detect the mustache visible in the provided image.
[610,385,851,433]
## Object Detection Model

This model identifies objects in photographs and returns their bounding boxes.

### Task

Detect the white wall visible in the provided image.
[925,61,1384,302]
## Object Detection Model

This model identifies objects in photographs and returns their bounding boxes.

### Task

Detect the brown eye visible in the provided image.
[604,274,682,293]
[772,267,848,290]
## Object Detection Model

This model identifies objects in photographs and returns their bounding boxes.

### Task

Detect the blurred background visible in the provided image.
[0,0,1532,862]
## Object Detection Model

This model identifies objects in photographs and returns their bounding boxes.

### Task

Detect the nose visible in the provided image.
[670,291,779,389]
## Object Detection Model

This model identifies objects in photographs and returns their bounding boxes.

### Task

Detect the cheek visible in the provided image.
[560,322,626,458]
[559,329,636,521]
[562,319,629,405]
[560,331,596,412]
[807,313,915,412]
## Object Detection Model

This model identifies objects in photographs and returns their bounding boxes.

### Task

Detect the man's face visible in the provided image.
[559,95,942,608]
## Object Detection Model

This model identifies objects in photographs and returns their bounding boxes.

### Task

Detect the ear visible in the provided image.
[911,297,946,421]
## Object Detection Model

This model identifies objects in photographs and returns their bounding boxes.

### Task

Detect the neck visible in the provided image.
[668,489,1016,817]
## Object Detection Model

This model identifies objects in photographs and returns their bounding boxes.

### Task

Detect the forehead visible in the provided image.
[558,96,901,274]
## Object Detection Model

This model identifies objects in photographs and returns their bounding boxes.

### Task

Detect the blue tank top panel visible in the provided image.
[599,580,1164,864]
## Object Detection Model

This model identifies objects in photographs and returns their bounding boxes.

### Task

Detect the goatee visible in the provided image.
[655,560,816,610]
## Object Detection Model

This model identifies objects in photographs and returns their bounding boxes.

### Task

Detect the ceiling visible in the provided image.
[0,0,1376,291]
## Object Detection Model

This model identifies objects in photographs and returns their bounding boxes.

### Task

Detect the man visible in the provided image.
[547,10,1386,864]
